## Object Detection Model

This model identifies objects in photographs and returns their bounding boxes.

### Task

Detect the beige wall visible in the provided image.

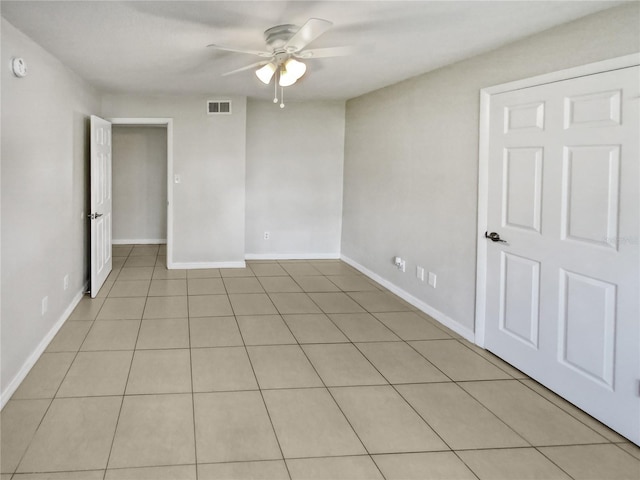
[112,126,168,243]
[245,100,345,257]
[342,3,640,334]
[1,18,102,397]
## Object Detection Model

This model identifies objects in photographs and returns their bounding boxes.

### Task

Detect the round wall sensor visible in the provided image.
[11,57,27,78]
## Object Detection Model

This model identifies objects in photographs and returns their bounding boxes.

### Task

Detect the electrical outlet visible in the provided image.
[41,296,48,315]
[64,275,69,290]
[394,256,405,272]
[264,231,270,240]
[428,272,437,288]
[416,266,425,281]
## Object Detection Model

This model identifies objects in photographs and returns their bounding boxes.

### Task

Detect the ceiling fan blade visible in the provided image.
[221,61,270,77]
[296,46,357,59]
[207,44,273,58]
[283,18,333,53]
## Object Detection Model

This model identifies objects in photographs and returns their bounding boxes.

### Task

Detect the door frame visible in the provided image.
[109,118,175,268]
[474,53,640,348]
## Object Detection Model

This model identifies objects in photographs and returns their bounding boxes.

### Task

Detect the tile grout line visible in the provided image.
[225,274,295,480]
[274,268,498,478]
[612,442,640,461]
[186,280,200,480]
[307,291,483,479]
[309,273,507,479]
[533,446,579,480]
[379,363,492,477]
[101,246,150,479]
[396,339,545,453]
[264,286,384,471]
[341,339,480,478]
[455,338,529,379]
[457,379,626,452]
[515,376,627,446]
[279,320,390,480]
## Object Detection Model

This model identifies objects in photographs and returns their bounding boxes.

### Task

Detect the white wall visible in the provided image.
[342,3,640,335]
[101,95,247,266]
[1,19,102,398]
[245,100,345,258]
[112,126,167,243]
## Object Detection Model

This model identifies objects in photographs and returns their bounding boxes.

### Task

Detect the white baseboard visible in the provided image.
[112,239,166,245]
[0,284,88,409]
[245,253,341,260]
[169,261,246,269]
[340,255,475,342]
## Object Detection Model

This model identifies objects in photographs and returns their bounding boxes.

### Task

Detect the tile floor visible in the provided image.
[2,244,639,480]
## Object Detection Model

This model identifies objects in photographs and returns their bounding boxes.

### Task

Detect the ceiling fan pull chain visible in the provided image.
[273,70,278,103]
[280,86,285,109]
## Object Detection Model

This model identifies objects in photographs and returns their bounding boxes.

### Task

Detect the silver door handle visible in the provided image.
[88,213,103,220]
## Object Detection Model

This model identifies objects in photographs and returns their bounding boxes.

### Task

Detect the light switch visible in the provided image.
[174,174,181,184]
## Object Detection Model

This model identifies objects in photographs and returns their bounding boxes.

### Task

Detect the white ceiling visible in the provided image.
[1,1,624,101]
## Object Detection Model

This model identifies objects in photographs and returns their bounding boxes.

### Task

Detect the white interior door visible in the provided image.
[90,115,113,298]
[483,66,639,444]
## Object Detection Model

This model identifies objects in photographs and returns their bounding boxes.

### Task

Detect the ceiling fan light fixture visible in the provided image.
[278,65,297,87]
[278,58,306,87]
[255,62,276,84]
[284,58,306,80]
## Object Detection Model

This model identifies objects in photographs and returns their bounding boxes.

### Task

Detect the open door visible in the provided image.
[90,115,113,298]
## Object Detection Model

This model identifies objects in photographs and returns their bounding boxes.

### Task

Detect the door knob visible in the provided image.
[88,213,103,220]
[485,231,506,243]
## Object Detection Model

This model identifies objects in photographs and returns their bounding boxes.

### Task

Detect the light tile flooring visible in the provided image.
[2,244,639,480]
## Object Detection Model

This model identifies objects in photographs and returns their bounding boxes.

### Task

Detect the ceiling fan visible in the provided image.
[207,18,353,107]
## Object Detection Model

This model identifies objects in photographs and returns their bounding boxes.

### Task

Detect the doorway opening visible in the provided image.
[110,118,174,267]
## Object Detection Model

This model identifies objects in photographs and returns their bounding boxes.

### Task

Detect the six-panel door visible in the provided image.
[484,66,639,444]
[90,115,113,298]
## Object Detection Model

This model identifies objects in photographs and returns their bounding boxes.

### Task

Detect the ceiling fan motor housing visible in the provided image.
[264,24,299,52]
